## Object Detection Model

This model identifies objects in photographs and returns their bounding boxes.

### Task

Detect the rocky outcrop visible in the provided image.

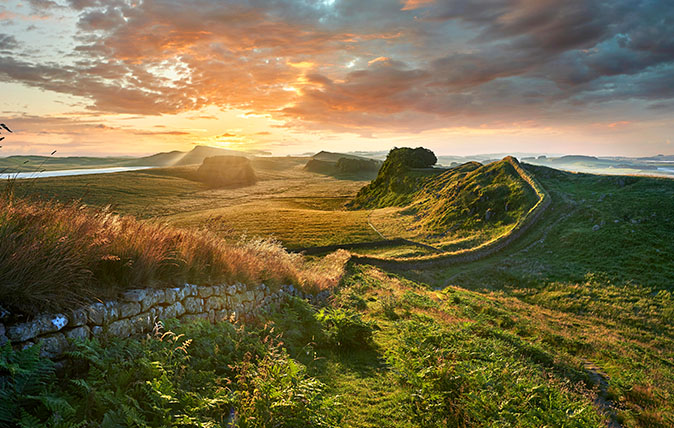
[196,155,257,188]
[1,282,329,361]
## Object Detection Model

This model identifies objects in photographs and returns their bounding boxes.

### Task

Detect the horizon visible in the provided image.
[1,1,673,157]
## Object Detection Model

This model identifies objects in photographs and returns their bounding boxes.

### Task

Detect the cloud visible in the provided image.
[0,0,671,136]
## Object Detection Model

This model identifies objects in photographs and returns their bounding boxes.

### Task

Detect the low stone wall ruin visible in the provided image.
[0,283,326,360]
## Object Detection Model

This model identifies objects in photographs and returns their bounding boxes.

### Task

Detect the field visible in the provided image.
[12,157,380,249]
[4,153,674,427]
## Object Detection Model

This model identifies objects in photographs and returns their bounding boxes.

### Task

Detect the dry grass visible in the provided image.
[0,196,346,316]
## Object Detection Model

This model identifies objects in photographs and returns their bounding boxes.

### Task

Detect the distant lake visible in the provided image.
[0,166,153,180]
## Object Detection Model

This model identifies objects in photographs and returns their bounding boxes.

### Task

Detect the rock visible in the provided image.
[198,286,214,298]
[121,289,147,303]
[86,302,105,325]
[225,285,237,296]
[165,288,180,304]
[38,333,68,358]
[141,289,166,312]
[215,309,229,322]
[107,318,133,338]
[65,326,91,341]
[205,296,224,311]
[103,301,120,323]
[130,312,153,335]
[0,323,7,346]
[119,302,142,318]
[592,224,601,231]
[0,305,9,321]
[184,284,198,297]
[208,310,216,323]
[91,326,103,336]
[162,302,186,319]
[7,313,69,342]
[485,208,494,221]
[183,297,204,314]
[68,308,88,327]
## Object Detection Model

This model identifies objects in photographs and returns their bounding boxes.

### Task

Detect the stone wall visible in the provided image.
[349,157,552,269]
[0,283,327,360]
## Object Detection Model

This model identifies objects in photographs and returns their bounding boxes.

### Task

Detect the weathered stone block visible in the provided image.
[119,302,142,318]
[103,301,120,323]
[91,326,103,336]
[225,285,237,296]
[68,308,87,327]
[130,312,153,335]
[86,302,105,325]
[121,289,147,303]
[141,289,166,312]
[65,326,91,341]
[107,318,133,338]
[7,313,68,342]
[205,296,224,311]
[197,286,214,298]
[38,333,68,358]
[183,297,204,314]
[244,290,255,303]
[162,301,186,319]
[208,309,215,323]
[184,283,198,297]
[165,288,180,304]
[215,309,229,322]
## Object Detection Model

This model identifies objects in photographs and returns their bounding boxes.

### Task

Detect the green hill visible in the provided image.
[349,148,539,250]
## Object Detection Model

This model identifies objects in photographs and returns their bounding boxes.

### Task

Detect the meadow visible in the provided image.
[3,151,674,427]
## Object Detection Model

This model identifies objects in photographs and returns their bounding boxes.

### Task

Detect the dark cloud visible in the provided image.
[0,34,19,50]
[1,0,672,133]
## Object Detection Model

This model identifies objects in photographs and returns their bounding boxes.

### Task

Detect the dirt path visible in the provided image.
[583,360,624,428]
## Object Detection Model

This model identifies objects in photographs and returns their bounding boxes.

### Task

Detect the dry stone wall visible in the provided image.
[0,283,327,360]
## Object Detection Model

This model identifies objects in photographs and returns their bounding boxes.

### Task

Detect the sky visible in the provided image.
[0,0,672,157]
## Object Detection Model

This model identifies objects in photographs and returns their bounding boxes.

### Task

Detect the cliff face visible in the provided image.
[196,156,257,187]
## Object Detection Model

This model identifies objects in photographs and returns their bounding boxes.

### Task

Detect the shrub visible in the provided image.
[316,308,376,350]
[0,319,341,427]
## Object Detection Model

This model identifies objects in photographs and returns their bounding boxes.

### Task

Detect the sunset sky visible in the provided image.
[0,0,672,157]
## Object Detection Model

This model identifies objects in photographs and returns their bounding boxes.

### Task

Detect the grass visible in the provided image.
[3,149,674,426]
[352,156,539,250]
[0,196,348,315]
[10,158,375,248]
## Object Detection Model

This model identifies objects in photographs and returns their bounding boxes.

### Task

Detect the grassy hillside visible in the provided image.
[350,149,539,251]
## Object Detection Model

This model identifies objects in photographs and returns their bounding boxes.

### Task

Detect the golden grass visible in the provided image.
[0,196,348,315]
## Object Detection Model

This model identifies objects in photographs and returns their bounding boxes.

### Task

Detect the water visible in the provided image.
[0,166,153,180]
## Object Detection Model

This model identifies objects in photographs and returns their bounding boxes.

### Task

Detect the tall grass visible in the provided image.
[0,196,346,315]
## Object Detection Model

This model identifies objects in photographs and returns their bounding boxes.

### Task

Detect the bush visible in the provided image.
[316,308,376,350]
[0,319,342,427]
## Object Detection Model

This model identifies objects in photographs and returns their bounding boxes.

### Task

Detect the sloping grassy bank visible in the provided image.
[0,196,347,316]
